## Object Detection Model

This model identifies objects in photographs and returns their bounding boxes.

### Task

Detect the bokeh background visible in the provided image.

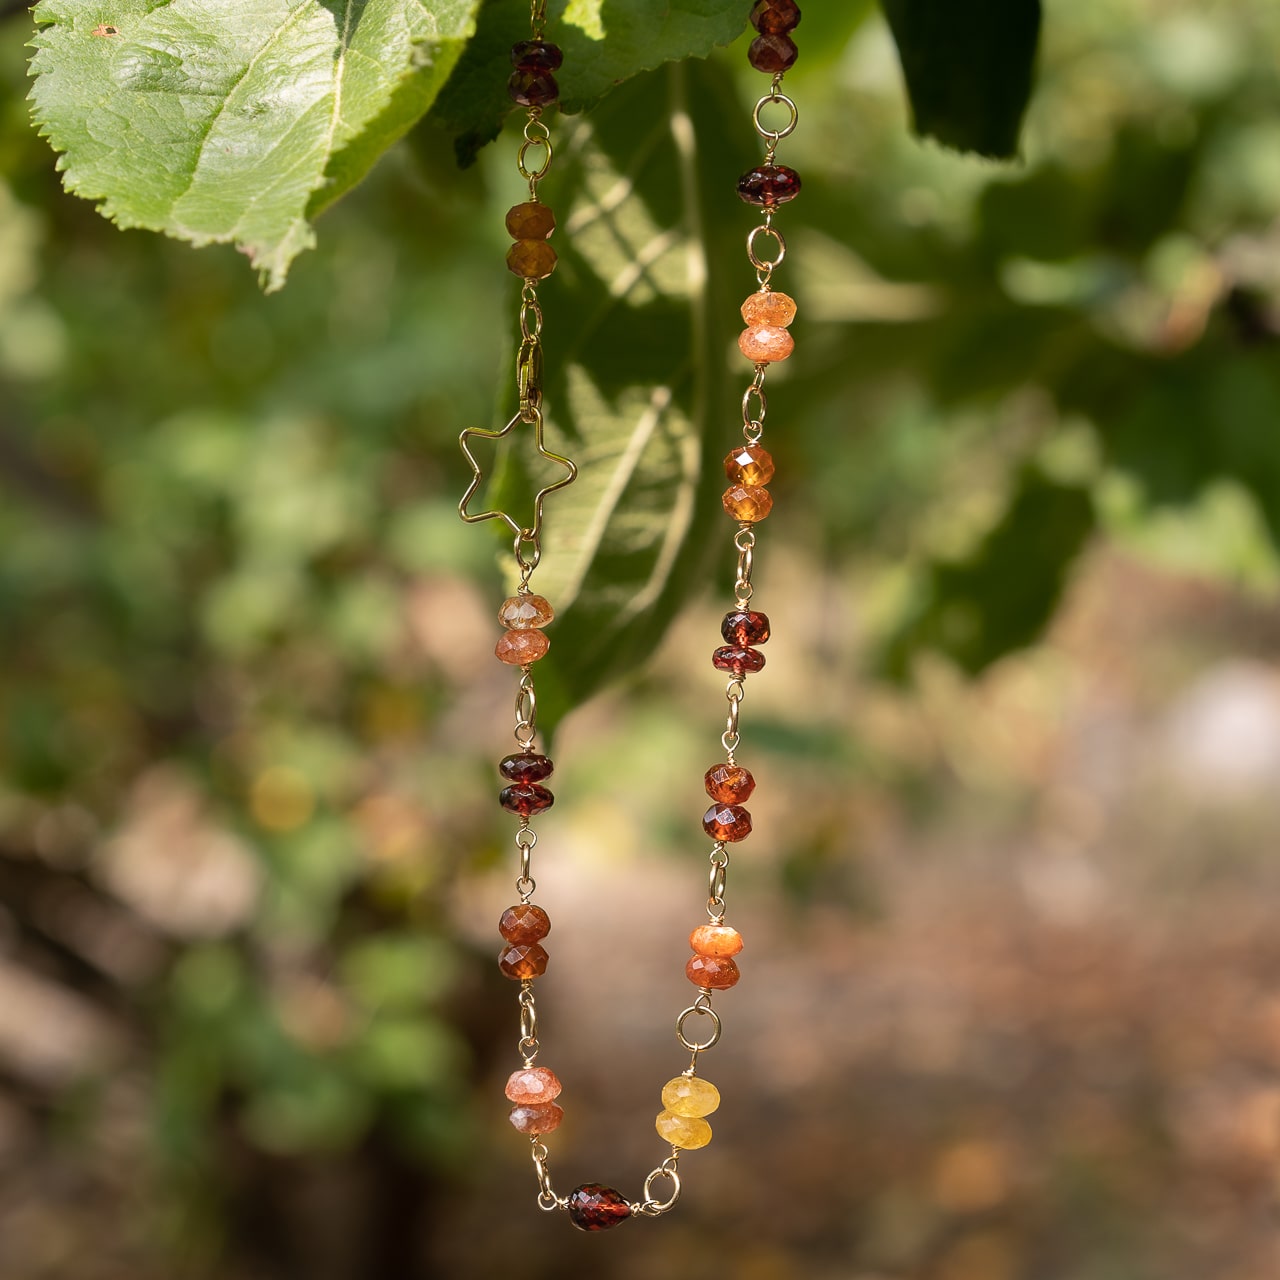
[3,1,1280,1277]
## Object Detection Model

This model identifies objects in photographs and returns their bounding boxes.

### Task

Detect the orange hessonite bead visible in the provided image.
[499,903,551,944]
[506,239,558,280]
[509,1101,564,1134]
[505,201,556,240]
[722,485,773,523]
[725,445,775,487]
[505,1066,562,1105]
[496,629,550,665]
[738,324,794,364]
[499,594,555,629]
[499,941,549,980]
[703,802,752,842]
[740,290,797,327]
[686,953,740,990]
[705,762,755,804]
[690,923,744,958]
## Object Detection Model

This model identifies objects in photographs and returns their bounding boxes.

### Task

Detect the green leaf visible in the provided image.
[426,0,753,166]
[880,0,1041,159]
[28,0,479,290]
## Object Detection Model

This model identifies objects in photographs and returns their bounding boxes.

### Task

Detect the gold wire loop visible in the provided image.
[515,874,536,901]
[753,91,799,142]
[519,289,544,340]
[742,381,768,433]
[708,861,727,904]
[676,1000,722,1053]
[518,133,554,182]
[747,224,787,273]
[635,1160,682,1216]
[514,673,538,737]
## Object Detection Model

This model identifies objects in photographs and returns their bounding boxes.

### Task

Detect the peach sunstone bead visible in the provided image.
[505,1065,562,1105]
[498,594,554,628]
[496,629,550,664]
[690,923,744,957]
[509,1102,564,1134]
[740,290,796,327]
[738,324,794,364]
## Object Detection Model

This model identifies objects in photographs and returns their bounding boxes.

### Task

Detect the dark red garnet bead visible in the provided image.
[499,783,555,817]
[713,646,766,676]
[508,69,559,106]
[499,752,554,783]
[722,610,771,647]
[737,164,802,207]
[748,32,799,73]
[511,39,563,71]
[750,0,801,34]
[567,1184,632,1231]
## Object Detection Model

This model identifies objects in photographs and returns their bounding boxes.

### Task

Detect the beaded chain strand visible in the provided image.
[461,0,803,1231]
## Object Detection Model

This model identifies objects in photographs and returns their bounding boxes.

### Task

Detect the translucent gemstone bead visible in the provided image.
[507,69,559,106]
[724,445,776,488]
[499,783,554,817]
[741,291,796,327]
[495,629,550,664]
[686,953,741,990]
[655,1109,713,1149]
[703,803,752,842]
[505,1065,562,1104]
[506,239,557,281]
[739,324,794,364]
[689,923,744,958]
[499,752,554,783]
[498,594,554,629]
[737,164,802,207]
[721,609,771,646]
[508,1101,564,1134]
[712,645,766,676]
[505,202,556,240]
[499,902,551,944]
[499,941,548,980]
[661,1075,721,1117]
[705,762,755,805]
[568,1185,632,1231]
[748,32,798,73]
[510,38,563,71]
[722,485,773,523]
[750,0,801,33]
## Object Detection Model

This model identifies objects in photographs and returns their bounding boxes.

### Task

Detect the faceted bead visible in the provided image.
[498,593,555,629]
[739,324,794,364]
[704,762,756,805]
[495,629,550,664]
[721,609,771,646]
[741,291,797,327]
[722,485,773,523]
[750,0,801,34]
[506,239,557,281]
[510,38,563,71]
[703,803,752,842]
[724,445,776,488]
[661,1075,721,1117]
[690,923,744,958]
[499,902,551,944]
[655,1109,713,1149]
[499,783,554,817]
[737,164,802,207]
[499,752,554,783]
[567,1184,632,1232]
[712,645,766,676]
[748,32,799,73]
[508,1101,564,1134]
[686,953,741,990]
[505,201,556,240]
[505,1065,562,1104]
[499,941,549,980]
[507,69,559,106]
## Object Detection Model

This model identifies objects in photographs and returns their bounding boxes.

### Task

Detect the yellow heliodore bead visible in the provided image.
[655,1110,712,1149]
[661,1076,720,1118]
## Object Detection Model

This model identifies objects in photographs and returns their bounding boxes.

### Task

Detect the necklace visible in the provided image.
[459,0,802,1231]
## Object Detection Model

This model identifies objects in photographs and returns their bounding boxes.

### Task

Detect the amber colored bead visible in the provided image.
[655,1109,713,1149]
[510,38,563,71]
[661,1074,721,1117]
[507,69,559,106]
[703,803,752,842]
[499,783,554,817]
[686,953,741,990]
[568,1185,632,1231]
[722,485,773,523]
[739,324,794,364]
[499,902,551,944]
[509,1101,564,1134]
[505,1065,562,1104]
[737,164,802,207]
[750,0,801,33]
[741,290,796,327]
[506,239,557,281]
[690,923,744,958]
[499,752,554,783]
[499,941,549,980]
[505,201,556,240]
[712,645,766,676]
[721,609,771,646]
[499,593,554,629]
[705,762,756,805]
[724,445,776,488]
[748,32,798,73]
[495,628,550,664]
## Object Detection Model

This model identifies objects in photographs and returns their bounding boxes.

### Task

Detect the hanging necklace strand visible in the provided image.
[459,0,803,1231]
